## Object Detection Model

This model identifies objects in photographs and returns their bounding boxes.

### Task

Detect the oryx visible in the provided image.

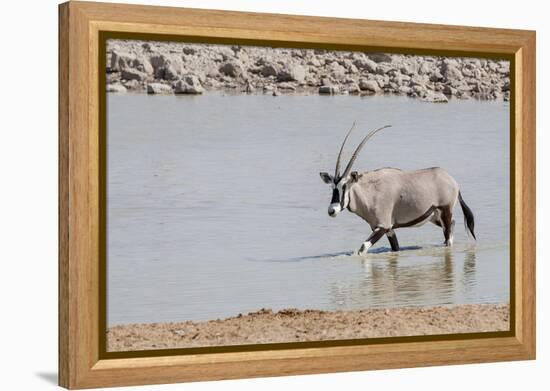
[319,122,476,256]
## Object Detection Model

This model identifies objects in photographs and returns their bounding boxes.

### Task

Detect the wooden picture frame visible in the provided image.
[59,1,536,388]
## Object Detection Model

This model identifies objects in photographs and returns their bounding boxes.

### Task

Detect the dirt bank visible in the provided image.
[107,303,509,352]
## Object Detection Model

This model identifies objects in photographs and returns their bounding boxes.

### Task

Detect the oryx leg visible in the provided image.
[358,227,387,255]
[440,206,455,247]
[386,229,400,252]
[430,209,442,227]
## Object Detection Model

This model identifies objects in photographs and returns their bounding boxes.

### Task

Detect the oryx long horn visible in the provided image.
[334,121,356,179]
[342,125,392,178]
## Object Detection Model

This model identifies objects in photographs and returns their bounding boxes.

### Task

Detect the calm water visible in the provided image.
[107,93,510,326]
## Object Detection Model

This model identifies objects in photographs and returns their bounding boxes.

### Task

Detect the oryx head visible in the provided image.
[320,122,391,217]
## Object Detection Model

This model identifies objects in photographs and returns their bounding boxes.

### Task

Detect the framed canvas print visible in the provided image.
[58,1,536,389]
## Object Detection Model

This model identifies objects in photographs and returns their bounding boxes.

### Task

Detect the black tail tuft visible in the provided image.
[458,191,476,240]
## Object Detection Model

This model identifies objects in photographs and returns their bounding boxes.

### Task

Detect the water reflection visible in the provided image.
[463,247,477,282]
[328,247,481,309]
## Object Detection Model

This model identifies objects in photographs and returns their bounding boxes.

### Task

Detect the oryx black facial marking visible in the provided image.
[331,188,340,204]
[327,179,350,217]
[319,122,476,256]
[331,183,348,207]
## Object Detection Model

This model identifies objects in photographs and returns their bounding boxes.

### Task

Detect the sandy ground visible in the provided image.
[107,304,508,351]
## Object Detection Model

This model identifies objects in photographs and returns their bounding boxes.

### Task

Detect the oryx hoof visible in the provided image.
[358,242,371,256]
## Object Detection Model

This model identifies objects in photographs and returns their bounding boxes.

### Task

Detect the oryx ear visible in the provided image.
[319,172,333,184]
[350,171,360,182]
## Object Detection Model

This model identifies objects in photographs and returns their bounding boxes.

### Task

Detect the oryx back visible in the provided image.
[348,167,459,229]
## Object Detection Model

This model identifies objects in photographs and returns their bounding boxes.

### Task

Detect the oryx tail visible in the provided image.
[458,191,476,239]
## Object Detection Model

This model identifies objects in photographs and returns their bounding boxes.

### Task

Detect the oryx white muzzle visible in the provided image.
[328,203,342,217]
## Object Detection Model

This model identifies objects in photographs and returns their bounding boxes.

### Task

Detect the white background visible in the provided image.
[0,0,546,389]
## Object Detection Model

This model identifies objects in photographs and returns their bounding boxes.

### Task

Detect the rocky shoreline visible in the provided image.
[106,40,510,102]
[107,303,509,352]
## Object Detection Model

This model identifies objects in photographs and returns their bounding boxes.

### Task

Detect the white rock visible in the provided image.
[307,58,322,67]
[346,82,361,94]
[422,91,449,103]
[106,83,127,93]
[442,85,456,96]
[260,64,280,77]
[109,51,136,71]
[318,85,338,94]
[149,54,170,71]
[367,53,393,63]
[135,56,154,75]
[277,82,296,90]
[146,83,172,94]
[163,64,180,80]
[173,74,204,94]
[376,64,393,75]
[329,61,347,80]
[277,65,306,83]
[122,79,141,90]
[444,65,463,81]
[219,62,243,77]
[121,68,147,81]
[359,79,380,92]
[412,85,426,95]
[418,62,434,75]
[409,74,430,87]
[353,57,378,73]
[398,85,412,95]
